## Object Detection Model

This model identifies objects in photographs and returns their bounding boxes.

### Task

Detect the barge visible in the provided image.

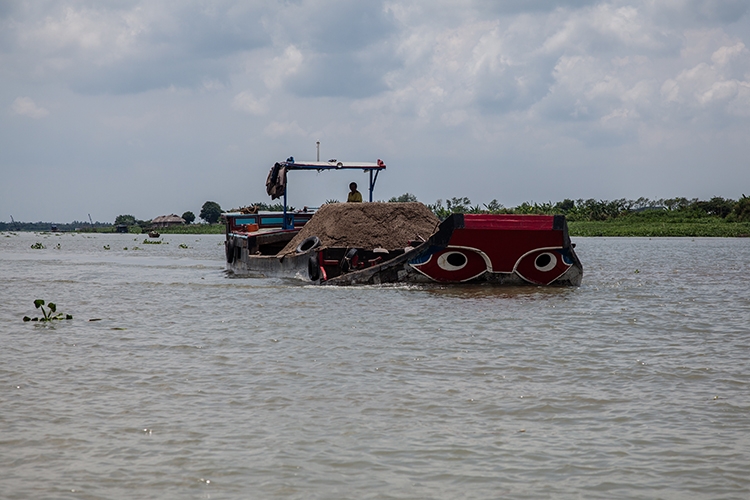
[225,158,582,286]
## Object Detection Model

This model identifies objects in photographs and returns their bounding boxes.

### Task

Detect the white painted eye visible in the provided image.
[437,251,468,271]
[534,252,557,272]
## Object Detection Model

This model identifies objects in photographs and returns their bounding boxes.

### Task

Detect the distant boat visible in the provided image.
[148,231,160,238]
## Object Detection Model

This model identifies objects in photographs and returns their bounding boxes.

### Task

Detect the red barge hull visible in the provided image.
[319,213,582,286]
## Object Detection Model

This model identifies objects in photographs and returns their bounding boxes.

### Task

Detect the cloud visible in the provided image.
[283,51,391,98]
[232,90,268,115]
[650,0,749,26]
[11,97,49,118]
[660,38,750,117]
[272,0,397,54]
[264,120,308,138]
[3,1,270,94]
[262,1,399,99]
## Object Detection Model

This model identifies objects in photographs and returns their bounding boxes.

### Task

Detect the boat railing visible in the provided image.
[227,211,315,234]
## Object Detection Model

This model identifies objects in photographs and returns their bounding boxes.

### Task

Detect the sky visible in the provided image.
[2,0,749,223]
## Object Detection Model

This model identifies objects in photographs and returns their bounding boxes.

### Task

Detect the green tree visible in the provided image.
[182,211,196,224]
[732,194,750,222]
[200,201,222,224]
[388,193,418,202]
[446,197,471,213]
[115,214,136,226]
[484,199,505,213]
[555,199,575,213]
[695,196,734,218]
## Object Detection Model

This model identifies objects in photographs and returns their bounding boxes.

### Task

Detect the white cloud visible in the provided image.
[4,2,269,94]
[263,45,304,90]
[11,97,49,118]
[232,91,268,115]
[264,120,307,138]
[659,37,750,114]
[711,42,747,66]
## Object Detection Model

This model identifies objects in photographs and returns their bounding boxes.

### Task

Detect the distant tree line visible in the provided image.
[384,194,750,223]
[0,220,112,232]
[5,195,749,232]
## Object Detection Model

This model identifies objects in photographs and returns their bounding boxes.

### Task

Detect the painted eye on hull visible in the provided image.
[515,249,572,285]
[534,252,557,272]
[437,251,468,271]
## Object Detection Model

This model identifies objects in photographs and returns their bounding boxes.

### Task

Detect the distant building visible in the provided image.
[151,214,186,228]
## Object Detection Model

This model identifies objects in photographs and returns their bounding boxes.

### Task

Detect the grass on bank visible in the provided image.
[7,195,750,237]
[153,224,224,234]
[568,211,750,237]
[74,224,225,234]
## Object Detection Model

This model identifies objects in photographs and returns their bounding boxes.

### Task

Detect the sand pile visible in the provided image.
[279,202,440,255]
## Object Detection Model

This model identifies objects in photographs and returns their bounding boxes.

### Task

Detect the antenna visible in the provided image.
[88,213,93,226]
[316,141,320,161]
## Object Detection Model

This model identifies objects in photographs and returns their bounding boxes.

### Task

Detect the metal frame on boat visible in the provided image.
[265,157,386,229]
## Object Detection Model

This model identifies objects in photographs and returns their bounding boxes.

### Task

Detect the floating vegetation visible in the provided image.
[103,245,110,250]
[23,299,73,322]
[123,247,128,250]
[54,243,61,250]
[179,243,189,249]
[142,239,167,244]
[30,242,45,249]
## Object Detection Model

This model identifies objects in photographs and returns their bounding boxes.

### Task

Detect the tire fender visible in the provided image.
[296,236,321,254]
[308,254,321,281]
[226,237,235,263]
[339,248,358,273]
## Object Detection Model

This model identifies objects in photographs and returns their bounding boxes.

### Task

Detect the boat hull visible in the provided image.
[226,213,582,286]
[322,214,582,286]
[225,231,315,279]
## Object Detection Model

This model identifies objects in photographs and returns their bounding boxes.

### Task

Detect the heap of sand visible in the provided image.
[279,202,440,255]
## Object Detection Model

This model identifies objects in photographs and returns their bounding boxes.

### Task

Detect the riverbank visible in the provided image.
[568,212,750,237]
[6,209,750,238]
[5,220,750,237]
[151,224,224,234]
[68,224,225,235]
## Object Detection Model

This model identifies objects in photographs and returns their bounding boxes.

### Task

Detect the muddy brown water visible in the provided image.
[2,232,749,499]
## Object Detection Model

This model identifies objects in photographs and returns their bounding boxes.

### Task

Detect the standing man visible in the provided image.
[347,182,363,203]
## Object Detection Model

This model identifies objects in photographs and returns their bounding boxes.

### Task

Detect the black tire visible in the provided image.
[296,236,321,254]
[339,248,358,273]
[308,254,321,281]
[226,238,235,263]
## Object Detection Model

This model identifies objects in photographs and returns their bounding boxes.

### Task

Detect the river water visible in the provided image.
[1,231,749,499]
